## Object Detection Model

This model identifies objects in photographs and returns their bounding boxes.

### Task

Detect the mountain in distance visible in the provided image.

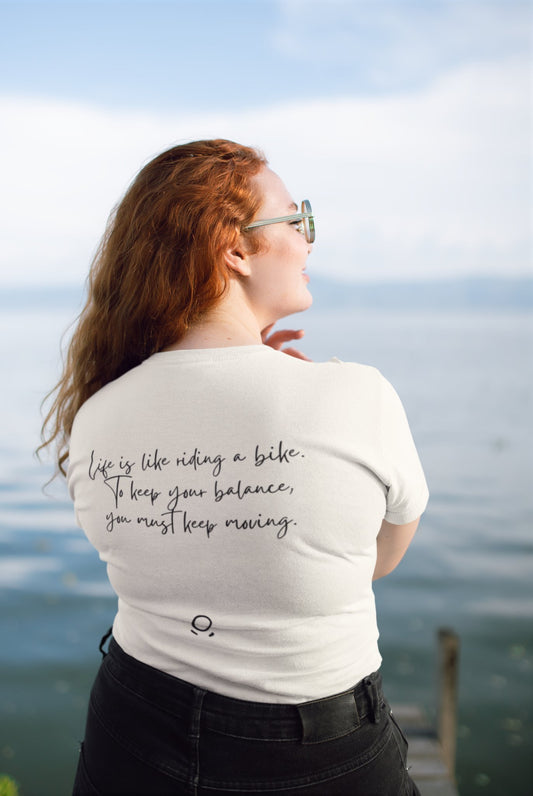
[1,275,532,311]
[308,275,533,311]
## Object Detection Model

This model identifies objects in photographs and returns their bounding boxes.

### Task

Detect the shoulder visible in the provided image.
[268,348,393,391]
[310,356,387,391]
[266,354,398,415]
[270,348,380,379]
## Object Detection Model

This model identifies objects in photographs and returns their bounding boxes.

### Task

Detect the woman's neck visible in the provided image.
[166,322,261,351]
[165,291,266,351]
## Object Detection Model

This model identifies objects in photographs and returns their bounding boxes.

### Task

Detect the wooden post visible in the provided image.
[437,627,460,780]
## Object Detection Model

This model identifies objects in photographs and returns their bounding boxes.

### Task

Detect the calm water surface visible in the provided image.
[1,298,532,795]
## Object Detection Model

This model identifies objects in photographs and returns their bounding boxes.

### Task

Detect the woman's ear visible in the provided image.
[224,239,252,277]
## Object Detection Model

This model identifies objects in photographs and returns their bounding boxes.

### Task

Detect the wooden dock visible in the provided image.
[393,629,461,795]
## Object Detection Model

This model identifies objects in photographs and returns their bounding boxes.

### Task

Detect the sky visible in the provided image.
[0,0,531,287]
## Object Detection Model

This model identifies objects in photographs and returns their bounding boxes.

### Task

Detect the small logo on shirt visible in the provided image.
[190,615,215,637]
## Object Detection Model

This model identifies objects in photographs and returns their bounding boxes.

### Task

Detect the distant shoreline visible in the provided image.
[1,276,532,312]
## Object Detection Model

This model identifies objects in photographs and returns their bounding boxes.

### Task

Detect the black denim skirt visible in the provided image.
[73,638,420,796]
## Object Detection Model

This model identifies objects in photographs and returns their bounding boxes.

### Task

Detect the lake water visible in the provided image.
[1,296,532,796]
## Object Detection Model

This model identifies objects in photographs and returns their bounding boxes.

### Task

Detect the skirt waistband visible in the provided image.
[103,637,384,744]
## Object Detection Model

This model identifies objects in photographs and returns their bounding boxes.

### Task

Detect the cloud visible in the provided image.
[0,53,530,286]
[274,0,530,90]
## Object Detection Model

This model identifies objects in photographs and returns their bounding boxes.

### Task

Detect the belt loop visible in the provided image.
[188,688,206,796]
[364,674,381,724]
[372,677,382,723]
[98,626,113,658]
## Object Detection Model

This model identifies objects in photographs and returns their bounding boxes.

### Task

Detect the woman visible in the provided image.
[42,139,428,795]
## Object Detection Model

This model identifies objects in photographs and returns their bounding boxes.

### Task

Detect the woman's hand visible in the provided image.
[261,324,312,361]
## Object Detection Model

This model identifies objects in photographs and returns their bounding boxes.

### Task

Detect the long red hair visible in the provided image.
[40,139,267,475]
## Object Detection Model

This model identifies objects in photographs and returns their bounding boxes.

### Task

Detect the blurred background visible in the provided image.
[0,1,531,794]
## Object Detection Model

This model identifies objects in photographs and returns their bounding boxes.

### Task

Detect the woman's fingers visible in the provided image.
[261,328,311,360]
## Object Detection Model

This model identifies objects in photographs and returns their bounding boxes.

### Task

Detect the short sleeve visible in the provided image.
[379,376,429,524]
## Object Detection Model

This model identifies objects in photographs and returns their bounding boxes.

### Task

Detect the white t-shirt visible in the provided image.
[68,345,429,703]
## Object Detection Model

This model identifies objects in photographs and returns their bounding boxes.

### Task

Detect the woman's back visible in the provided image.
[68,344,427,703]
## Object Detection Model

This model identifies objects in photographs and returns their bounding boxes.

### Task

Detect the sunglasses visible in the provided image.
[244,200,315,244]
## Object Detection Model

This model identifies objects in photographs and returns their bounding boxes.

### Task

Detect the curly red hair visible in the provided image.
[40,139,267,475]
